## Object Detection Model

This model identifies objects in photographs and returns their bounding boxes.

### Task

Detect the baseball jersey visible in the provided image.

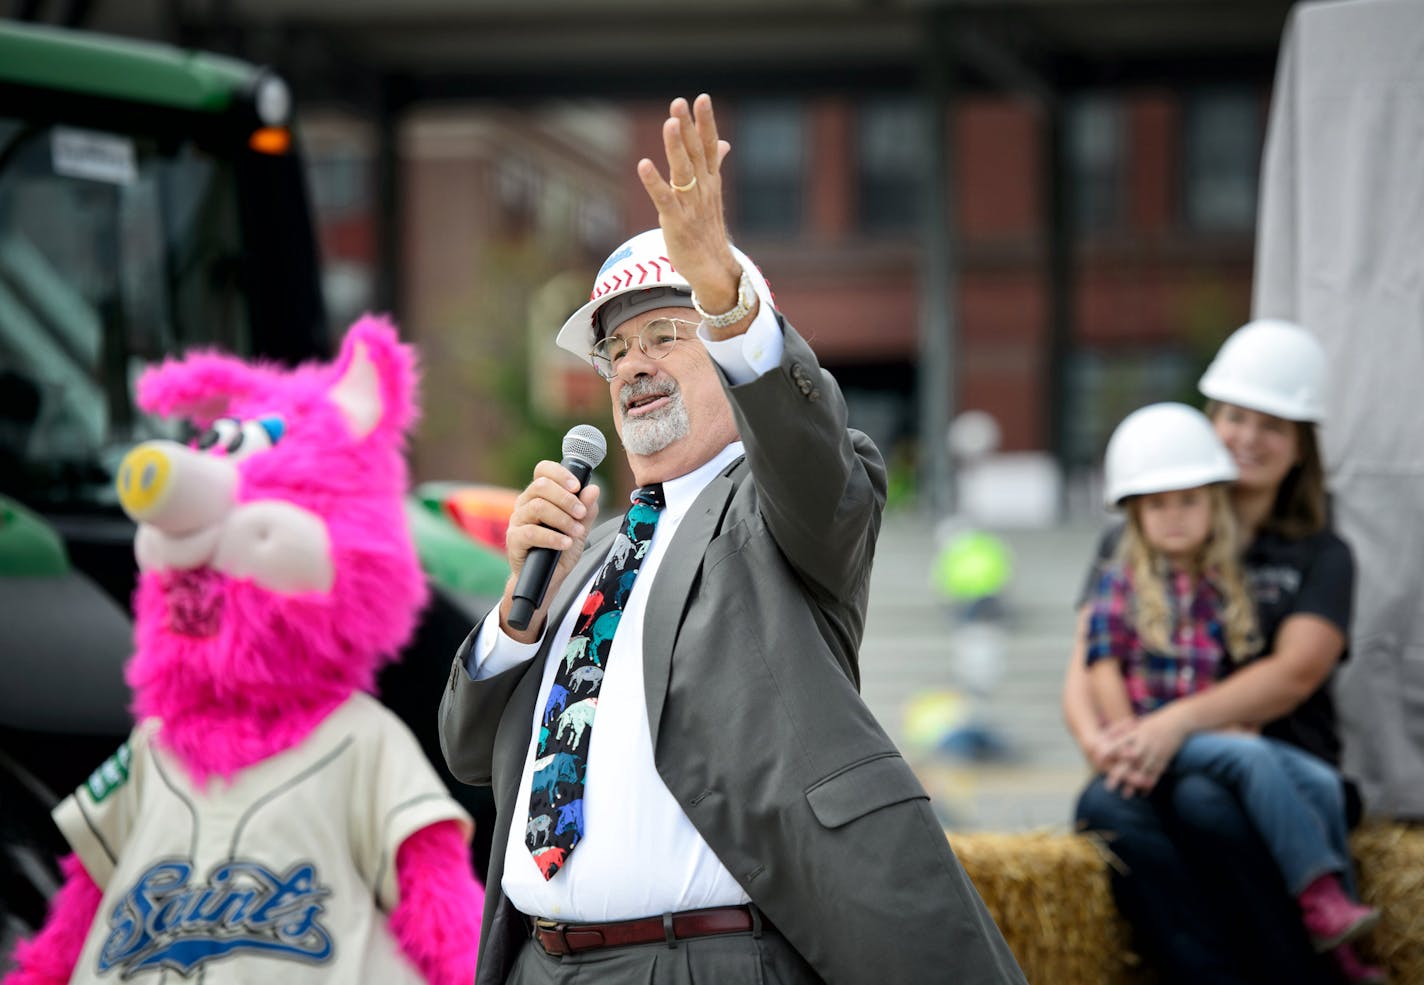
[54,692,471,984]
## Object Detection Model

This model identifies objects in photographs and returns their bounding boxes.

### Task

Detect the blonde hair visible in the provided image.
[1119,483,1262,662]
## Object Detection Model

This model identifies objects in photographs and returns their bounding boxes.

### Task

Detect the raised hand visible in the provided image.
[635,94,753,331]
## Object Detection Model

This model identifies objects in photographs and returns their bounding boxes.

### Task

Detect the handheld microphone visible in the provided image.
[507,425,607,631]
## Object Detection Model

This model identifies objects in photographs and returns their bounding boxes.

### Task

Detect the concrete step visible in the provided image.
[861,513,1105,831]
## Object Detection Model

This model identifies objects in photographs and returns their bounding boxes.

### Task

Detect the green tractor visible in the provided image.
[0,21,506,953]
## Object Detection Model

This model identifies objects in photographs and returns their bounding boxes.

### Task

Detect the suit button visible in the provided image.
[790,362,821,400]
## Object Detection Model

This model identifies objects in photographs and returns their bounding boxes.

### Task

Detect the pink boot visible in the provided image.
[1298,874,1381,952]
[1332,943,1387,985]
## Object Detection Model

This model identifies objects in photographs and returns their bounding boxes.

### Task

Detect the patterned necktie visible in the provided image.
[526,483,665,879]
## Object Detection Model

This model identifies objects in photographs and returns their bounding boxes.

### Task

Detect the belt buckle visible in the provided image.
[534,917,569,955]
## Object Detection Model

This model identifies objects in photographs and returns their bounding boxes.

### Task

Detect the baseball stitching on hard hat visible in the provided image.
[591,254,676,303]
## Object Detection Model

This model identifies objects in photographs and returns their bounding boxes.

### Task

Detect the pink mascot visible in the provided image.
[5,317,484,985]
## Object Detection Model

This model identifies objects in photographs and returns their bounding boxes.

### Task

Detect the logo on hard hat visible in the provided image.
[597,245,633,277]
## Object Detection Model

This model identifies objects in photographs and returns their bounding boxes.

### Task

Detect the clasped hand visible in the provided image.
[1094,707,1189,798]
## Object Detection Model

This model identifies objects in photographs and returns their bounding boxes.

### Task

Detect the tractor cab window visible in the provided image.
[0,117,247,510]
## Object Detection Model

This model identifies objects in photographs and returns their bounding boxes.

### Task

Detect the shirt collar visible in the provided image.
[655,442,745,524]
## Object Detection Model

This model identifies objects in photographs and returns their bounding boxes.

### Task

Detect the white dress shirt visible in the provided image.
[463,306,782,921]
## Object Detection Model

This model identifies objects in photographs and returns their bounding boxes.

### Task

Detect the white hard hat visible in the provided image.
[1104,402,1238,507]
[554,228,774,365]
[1197,319,1327,423]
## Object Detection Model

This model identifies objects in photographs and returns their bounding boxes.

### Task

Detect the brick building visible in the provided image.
[302,86,1264,506]
[613,89,1261,492]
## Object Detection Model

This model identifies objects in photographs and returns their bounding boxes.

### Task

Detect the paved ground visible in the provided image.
[858,511,1101,832]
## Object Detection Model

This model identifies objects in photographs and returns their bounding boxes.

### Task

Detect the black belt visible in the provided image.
[532,904,765,956]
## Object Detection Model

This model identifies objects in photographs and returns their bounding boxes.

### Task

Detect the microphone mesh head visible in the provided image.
[562,424,607,469]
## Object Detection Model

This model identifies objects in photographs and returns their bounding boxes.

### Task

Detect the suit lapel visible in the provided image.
[643,469,739,743]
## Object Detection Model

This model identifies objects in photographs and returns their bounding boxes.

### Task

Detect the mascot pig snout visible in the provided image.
[119,438,334,595]
[117,439,235,531]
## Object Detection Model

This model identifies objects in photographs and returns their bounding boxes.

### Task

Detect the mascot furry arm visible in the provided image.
[4,318,482,985]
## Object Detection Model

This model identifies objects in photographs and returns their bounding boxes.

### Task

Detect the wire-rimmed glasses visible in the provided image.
[589,317,699,381]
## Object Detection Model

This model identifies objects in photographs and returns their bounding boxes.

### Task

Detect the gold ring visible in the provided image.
[670,175,697,193]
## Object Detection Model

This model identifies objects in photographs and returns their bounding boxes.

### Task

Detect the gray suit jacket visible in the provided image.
[439,321,1025,985]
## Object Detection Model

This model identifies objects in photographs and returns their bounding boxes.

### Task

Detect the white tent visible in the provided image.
[1253,0,1424,818]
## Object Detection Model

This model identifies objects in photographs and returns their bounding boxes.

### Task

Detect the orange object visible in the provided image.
[443,485,520,553]
[248,126,291,155]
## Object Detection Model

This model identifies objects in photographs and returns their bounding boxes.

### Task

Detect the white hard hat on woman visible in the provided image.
[1197,319,1328,423]
[1103,402,1239,507]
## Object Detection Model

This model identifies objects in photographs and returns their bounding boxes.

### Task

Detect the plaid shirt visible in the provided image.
[1086,563,1230,716]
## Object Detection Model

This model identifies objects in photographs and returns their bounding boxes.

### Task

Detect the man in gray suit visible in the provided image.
[439,93,1025,985]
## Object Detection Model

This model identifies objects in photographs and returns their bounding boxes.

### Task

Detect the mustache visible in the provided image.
[620,377,678,412]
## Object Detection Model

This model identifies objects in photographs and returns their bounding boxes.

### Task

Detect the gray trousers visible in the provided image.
[506,925,825,985]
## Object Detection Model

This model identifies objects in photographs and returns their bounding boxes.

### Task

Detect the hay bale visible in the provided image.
[947,823,1424,985]
[1351,822,1424,983]
[948,830,1152,985]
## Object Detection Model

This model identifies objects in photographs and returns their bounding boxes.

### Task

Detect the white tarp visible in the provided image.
[1253,0,1424,818]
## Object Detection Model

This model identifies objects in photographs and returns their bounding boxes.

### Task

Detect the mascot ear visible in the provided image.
[137,353,273,429]
[327,315,419,442]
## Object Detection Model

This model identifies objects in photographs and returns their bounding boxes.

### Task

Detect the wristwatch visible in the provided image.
[692,268,756,331]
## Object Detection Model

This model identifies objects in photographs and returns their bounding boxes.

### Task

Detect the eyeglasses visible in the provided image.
[589,318,699,381]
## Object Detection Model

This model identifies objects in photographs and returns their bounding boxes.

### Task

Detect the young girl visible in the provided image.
[1086,402,1384,985]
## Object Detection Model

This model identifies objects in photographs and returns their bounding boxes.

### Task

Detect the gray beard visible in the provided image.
[620,384,690,456]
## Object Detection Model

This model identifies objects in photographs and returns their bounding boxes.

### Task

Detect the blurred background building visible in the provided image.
[9,0,1290,513]
[0,0,1325,840]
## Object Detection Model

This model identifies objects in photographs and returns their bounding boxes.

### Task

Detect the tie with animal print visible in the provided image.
[526,483,665,879]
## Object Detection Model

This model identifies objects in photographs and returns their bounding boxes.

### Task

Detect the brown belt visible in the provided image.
[533,904,763,956]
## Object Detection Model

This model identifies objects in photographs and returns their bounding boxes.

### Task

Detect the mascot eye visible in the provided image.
[196,418,241,452]
[193,417,283,462]
[227,416,285,464]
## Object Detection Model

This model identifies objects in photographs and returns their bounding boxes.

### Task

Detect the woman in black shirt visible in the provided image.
[1062,320,1364,985]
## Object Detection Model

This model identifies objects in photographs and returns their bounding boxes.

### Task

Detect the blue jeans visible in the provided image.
[1172,732,1351,896]
[1077,770,1341,985]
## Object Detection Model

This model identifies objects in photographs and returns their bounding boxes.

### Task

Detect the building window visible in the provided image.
[857,98,927,235]
[1183,88,1261,232]
[307,147,369,217]
[1068,95,1125,234]
[1063,348,1193,468]
[731,101,804,236]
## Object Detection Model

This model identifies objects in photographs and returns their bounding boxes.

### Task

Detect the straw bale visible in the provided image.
[1350,822,1424,983]
[948,830,1154,985]
[948,823,1424,985]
